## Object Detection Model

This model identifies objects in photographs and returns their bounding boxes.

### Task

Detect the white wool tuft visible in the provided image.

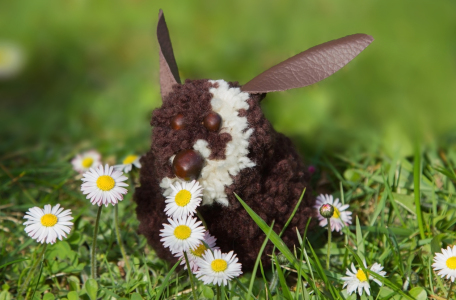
[161,79,255,207]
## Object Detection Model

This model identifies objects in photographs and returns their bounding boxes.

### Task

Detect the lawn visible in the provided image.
[1,1,456,299]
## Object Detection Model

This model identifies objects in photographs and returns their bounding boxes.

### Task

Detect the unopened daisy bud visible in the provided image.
[276,253,289,265]
[315,194,352,233]
[319,203,334,218]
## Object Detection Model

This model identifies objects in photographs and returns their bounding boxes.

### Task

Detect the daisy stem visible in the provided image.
[114,204,131,271]
[19,243,47,298]
[414,144,426,240]
[326,218,331,270]
[217,285,221,300]
[91,205,103,279]
[129,171,136,188]
[447,281,454,300]
[196,210,208,229]
[183,251,198,300]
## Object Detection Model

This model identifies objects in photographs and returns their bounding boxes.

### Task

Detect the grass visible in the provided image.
[2,1,456,299]
[2,144,456,299]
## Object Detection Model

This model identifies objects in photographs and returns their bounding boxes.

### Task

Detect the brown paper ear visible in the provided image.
[157,10,181,99]
[241,34,374,94]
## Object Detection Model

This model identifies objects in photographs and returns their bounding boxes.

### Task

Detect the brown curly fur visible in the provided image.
[134,79,316,271]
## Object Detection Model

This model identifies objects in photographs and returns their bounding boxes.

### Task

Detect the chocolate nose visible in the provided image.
[172,149,204,181]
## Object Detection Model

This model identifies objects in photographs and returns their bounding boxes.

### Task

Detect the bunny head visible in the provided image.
[134,10,373,270]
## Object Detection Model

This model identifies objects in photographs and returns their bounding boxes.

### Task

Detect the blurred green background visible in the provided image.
[1,0,455,158]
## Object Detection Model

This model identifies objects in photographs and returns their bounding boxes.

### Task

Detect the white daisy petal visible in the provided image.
[174,231,219,272]
[159,216,206,253]
[432,245,456,282]
[314,194,352,233]
[341,261,386,296]
[71,150,102,173]
[195,249,243,286]
[23,204,73,244]
[114,154,142,173]
[164,180,203,219]
[80,164,129,207]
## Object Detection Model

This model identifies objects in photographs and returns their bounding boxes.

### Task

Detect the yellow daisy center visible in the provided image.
[41,214,58,227]
[96,175,115,191]
[174,225,191,240]
[356,269,368,282]
[82,157,94,168]
[190,243,208,257]
[333,207,340,219]
[175,190,192,207]
[211,259,228,272]
[446,257,456,270]
[123,155,138,165]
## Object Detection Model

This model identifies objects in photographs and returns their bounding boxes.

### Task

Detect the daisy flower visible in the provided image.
[23,204,73,244]
[432,245,456,282]
[114,154,142,173]
[81,164,128,207]
[71,150,102,173]
[314,194,352,233]
[164,180,203,219]
[160,216,205,253]
[342,261,386,296]
[175,231,219,272]
[195,249,243,286]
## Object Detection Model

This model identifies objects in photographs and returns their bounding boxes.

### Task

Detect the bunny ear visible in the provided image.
[241,34,374,94]
[157,10,181,99]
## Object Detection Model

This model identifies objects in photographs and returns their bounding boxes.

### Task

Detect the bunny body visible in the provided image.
[134,10,373,270]
[135,79,314,269]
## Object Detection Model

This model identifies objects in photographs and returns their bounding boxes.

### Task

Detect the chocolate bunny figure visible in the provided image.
[134,10,373,270]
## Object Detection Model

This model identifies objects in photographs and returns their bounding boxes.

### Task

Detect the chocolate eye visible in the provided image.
[171,114,185,130]
[203,112,222,132]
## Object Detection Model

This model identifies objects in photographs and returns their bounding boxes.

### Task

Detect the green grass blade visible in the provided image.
[142,254,154,299]
[272,189,306,262]
[296,219,312,300]
[234,193,298,268]
[234,193,315,284]
[259,260,273,299]
[369,188,387,227]
[414,144,426,240]
[30,253,46,300]
[0,258,28,270]
[301,242,322,298]
[274,253,293,300]
[247,221,274,300]
[307,240,339,299]
[356,216,365,261]
[381,171,406,226]
[434,165,456,181]
[345,246,414,300]
[155,259,182,300]
[279,188,306,237]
